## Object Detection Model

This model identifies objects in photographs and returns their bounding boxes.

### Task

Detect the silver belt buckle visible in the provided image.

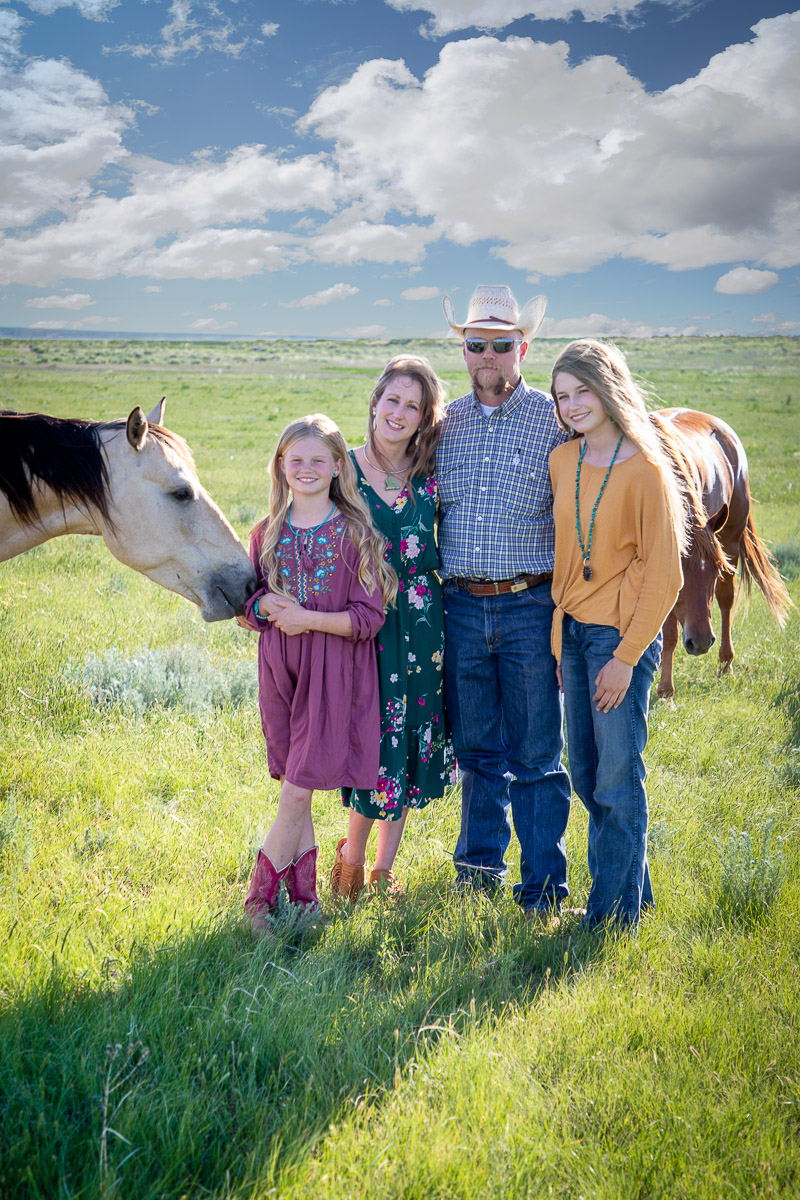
[510,578,528,593]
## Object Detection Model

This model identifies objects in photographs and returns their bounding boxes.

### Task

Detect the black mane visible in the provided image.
[0,411,112,525]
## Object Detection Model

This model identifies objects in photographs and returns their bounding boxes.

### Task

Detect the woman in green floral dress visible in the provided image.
[332,356,454,900]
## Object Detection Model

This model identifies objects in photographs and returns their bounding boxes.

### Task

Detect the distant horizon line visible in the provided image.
[1,326,795,344]
[0,327,335,344]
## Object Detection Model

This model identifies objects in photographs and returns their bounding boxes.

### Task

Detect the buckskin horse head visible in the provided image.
[0,398,256,621]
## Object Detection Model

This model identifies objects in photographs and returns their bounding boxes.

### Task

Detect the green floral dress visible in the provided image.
[341,455,454,820]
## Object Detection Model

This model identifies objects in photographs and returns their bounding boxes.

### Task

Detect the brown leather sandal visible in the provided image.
[329,837,366,903]
[369,868,404,899]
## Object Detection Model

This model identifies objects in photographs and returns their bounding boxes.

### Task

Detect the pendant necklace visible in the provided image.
[575,434,624,581]
[363,445,406,491]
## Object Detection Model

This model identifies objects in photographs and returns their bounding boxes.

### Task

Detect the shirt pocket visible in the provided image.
[437,459,470,508]
[505,456,552,521]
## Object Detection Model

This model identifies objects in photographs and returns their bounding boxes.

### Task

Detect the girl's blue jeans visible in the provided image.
[560,615,661,930]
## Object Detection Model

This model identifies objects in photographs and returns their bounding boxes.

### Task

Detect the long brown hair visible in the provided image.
[551,339,699,555]
[366,355,447,482]
[253,414,397,607]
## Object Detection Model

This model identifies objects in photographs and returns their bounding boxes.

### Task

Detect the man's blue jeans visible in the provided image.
[443,580,571,909]
[560,616,660,929]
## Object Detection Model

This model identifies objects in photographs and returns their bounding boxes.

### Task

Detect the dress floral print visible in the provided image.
[275,519,345,603]
[342,458,454,821]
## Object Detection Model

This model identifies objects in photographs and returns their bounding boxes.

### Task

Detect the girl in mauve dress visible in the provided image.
[239,414,397,935]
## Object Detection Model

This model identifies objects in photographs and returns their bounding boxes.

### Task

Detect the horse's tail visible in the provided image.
[738,513,793,627]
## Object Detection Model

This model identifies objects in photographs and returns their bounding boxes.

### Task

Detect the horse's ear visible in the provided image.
[146,396,166,426]
[710,502,729,533]
[127,406,148,452]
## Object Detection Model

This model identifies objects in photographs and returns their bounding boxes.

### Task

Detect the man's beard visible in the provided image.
[471,364,510,396]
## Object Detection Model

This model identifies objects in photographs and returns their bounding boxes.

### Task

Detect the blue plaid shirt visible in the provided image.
[437,376,566,580]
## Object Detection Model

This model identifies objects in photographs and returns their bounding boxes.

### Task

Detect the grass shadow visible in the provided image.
[0,872,605,1198]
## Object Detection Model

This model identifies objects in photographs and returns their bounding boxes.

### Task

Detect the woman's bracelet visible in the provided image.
[254,597,268,620]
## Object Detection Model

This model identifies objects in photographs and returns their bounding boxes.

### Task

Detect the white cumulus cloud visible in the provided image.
[0,142,342,283]
[0,8,24,55]
[715,267,779,295]
[282,282,359,308]
[539,312,695,338]
[748,313,800,333]
[334,324,387,337]
[25,292,94,309]
[385,0,683,36]
[401,285,440,300]
[73,313,119,325]
[302,14,800,279]
[306,213,436,265]
[105,0,249,62]
[2,9,799,293]
[20,0,118,16]
[0,55,134,229]
[189,317,237,330]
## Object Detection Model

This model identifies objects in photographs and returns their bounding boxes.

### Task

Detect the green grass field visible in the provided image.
[1,336,799,1199]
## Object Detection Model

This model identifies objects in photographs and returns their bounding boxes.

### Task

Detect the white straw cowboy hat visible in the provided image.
[443,285,547,340]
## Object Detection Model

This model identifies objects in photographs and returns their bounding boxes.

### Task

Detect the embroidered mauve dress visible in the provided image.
[242,516,386,791]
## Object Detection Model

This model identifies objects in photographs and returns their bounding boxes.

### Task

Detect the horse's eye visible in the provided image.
[171,487,193,502]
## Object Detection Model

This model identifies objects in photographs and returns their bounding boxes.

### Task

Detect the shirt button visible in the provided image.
[477,516,483,522]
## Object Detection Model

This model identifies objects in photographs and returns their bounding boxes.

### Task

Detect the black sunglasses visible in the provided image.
[464,337,518,354]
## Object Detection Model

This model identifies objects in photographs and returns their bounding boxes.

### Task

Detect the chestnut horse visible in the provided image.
[651,408,792,700]
[0,398,255,621]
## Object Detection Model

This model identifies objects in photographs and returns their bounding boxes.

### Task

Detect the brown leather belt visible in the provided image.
[454,572,553,597]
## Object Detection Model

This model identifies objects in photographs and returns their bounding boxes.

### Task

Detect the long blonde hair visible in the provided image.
[367,355,447,483]
[551,339,698,555]
[253,414,397,607]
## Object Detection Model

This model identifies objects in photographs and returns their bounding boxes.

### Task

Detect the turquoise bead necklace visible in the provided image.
[575,434,624,581]
[286,502,337,555]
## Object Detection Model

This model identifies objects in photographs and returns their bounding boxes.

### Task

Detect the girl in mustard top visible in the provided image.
[549,340,688,930]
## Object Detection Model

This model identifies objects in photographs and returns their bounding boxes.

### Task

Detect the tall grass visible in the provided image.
[1,337,799,1198]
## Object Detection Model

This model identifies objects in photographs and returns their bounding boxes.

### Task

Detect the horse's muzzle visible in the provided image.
[683,631,716,656]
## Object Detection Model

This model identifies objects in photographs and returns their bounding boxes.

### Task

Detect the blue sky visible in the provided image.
[0,0,798,338]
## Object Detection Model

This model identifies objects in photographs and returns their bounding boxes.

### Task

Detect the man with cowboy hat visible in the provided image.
[437,284,572,918]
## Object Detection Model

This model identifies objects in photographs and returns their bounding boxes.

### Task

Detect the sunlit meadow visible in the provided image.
[1,335,798,1199]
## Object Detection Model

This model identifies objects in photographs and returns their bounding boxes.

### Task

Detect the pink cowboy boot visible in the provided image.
[285,845,321,913]
[244,850,290,936]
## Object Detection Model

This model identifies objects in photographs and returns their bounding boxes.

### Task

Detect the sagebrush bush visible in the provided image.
[713,818,786,924]
[70,643,258,715]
